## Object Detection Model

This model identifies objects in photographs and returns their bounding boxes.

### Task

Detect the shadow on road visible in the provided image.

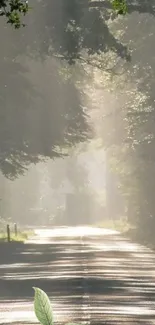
[0,232,155,324]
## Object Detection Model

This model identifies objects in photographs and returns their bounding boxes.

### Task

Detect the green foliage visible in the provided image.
[33,287,53,325]
[96,217,132,233]
[0,0,128,28]
[33,288,81,325]
[112,0,127,15]
[0,0,29,28]
[0,229,32,242]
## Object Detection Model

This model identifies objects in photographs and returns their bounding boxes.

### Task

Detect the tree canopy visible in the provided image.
[0,0,127,28]
[0,0,129,179]
[0,0,29,28]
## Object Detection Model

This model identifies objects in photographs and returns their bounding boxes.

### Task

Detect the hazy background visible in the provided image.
[0,0,155,237]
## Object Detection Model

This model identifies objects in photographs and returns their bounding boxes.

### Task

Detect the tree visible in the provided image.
[73,0,155,237]
[0,0,29,28]
[0,56,92,178]
[0,0,129,179]
[0,13,93,178]
[0,0,127,28]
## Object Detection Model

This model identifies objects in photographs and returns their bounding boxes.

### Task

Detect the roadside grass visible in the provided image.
[0,230,34,242]
[125,227,155,250]
[96,217,155,250]
[96,217,132,233]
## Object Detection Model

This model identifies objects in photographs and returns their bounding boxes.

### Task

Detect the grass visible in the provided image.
[124,227,155,250]
[96,217,132,233]
[0,230,34,243]
[96,218,155,250]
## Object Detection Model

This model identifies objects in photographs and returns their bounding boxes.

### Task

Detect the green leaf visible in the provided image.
[112,0,127,15]
[33,287,53,325]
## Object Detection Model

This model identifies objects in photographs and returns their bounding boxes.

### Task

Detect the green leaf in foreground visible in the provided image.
[33,287,53,325]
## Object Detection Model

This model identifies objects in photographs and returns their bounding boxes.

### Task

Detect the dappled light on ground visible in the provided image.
[0,227,155,324]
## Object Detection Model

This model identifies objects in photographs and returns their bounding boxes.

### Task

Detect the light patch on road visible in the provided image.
[89,240,151,253]
[0,310,37,324]
[26,227,119,244]
[0,302,37,324]
[1,302,155,324]
[34,227,118,239]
